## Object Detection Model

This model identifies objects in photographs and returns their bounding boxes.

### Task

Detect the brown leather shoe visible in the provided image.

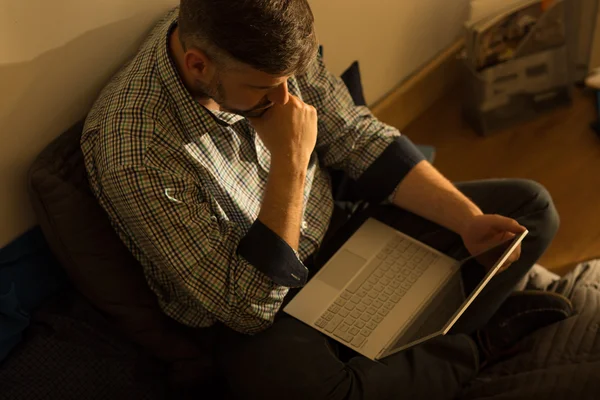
[475,290,574,366]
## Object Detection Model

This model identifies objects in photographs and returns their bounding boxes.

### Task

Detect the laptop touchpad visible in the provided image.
[317,249,367,291]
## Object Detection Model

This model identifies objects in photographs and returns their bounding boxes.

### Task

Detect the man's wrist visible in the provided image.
[457,206,484,237]
[271,157,308,181]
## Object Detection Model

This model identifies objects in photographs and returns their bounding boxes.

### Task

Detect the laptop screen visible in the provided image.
[385,231,527,355]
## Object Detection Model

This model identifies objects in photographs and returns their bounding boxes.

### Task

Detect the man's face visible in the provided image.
[196,65,291,118]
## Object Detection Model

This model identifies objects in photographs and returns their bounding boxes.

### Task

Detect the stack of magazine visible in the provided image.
[461,0,572,135]
[465,0,566,71]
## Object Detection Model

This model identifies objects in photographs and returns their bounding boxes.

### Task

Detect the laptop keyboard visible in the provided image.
[315,236,439,348]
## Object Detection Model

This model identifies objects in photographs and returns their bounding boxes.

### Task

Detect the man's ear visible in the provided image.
[184,48,216,83]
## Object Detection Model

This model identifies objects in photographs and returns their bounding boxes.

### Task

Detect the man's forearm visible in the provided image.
[391,161,482,236]
[258,161,306,250]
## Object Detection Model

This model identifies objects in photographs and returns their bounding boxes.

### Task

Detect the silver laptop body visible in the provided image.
[284,218,528,360]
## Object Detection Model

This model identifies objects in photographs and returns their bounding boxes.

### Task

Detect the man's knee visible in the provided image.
[459,179,559,237]
[503,179,559,237]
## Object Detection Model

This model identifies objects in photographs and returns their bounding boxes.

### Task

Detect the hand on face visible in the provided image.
[248,94,317,169]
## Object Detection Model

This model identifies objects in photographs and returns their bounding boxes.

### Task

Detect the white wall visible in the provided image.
[308,0,469,104]
[0,0,468,247]
[0,0,178,247]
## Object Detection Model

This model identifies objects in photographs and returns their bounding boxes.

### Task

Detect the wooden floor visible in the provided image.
[385,87,600,276]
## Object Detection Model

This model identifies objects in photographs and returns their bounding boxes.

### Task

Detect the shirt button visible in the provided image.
[302,221,308,230]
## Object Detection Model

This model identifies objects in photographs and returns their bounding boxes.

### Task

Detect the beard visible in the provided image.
[193,74,273,118]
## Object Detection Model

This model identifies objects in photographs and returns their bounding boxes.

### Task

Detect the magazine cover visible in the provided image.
[514,0,565,59]
[474,0,544,70]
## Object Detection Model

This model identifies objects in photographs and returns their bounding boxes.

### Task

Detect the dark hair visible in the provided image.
[179,0,318,75]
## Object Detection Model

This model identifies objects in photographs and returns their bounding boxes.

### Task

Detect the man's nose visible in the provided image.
[267,81,289,105]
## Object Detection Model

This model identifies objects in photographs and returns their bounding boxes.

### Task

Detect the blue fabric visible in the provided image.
[0,227,68,362]
[0,284,29,361]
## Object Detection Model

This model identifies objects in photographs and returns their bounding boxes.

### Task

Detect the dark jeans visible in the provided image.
[215,179,559,400]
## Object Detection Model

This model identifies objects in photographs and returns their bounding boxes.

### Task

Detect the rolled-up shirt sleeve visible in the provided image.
[238,221,308,287]
[100,165,306,335]
[296,55,426,203]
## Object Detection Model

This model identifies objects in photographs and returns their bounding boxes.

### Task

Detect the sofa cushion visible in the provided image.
[0,227,67,363]
[0,290,167,400]
[341,61,367,107]
[27,122,214,387]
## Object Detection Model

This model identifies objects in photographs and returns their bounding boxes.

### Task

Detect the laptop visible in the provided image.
[284,218,528,361]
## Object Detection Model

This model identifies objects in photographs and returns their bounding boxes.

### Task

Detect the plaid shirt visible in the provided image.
[82,7,424,334]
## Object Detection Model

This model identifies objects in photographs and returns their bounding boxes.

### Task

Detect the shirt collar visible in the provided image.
[211,110,245,125]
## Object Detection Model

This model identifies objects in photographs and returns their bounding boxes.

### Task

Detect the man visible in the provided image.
[82,1,572,398]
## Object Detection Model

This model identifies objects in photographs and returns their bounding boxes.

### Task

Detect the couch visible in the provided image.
[0,116,599,399]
